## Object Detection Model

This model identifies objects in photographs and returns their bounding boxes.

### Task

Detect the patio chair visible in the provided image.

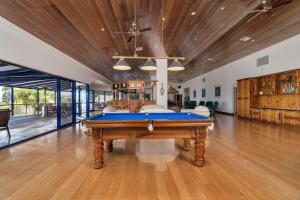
[199,101,205,106]
[0,109,11,137]
[47,104,56,115]
[33,104,40,115]
[205,101,213,115]
[185,101,197,109]
[211,101,219,117]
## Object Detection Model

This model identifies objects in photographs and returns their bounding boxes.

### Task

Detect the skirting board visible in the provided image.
[217,111,235,116]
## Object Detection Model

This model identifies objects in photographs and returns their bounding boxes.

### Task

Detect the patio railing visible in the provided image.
[1,102,106,116]
[0,103,39,115]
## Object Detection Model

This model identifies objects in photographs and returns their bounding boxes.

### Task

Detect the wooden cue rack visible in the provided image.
[237,68,300,126]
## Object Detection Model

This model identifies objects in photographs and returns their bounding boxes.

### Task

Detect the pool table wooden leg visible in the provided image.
[106,140,113,152]
[194,133,205,167]
[182,138,191,151]
[92,128,104,169]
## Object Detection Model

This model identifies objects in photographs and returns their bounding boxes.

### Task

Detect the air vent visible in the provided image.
[257,55,269,67]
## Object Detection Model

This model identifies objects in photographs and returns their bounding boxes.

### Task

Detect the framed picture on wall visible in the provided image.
[184,87,190,99]
[193,90,197,98]
[215,86,221,97]
[201,89,206,97]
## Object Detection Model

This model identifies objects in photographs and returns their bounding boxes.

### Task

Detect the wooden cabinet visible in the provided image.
[237,69,300,126]
[128,100,140,113]
[260,109,281,124]
[281,111,300,126]
[250,108,260,120]
[128,81,145,89]
[237,79,250,118]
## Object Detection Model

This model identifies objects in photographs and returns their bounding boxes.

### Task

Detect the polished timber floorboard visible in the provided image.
[0,115,299,200]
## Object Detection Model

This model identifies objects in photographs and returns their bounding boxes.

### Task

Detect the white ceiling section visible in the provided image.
[0,17,111,86]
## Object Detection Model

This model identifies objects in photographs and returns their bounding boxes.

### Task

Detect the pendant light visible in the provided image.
[140,58,157,71]
[113,58,131,70]
[168,59,185,71]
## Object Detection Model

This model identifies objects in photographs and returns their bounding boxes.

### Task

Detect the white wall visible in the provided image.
[0,17,111,86]
[181,34,300,114]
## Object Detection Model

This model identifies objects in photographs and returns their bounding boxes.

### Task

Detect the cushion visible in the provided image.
[194,106,209,112]
[140,105,165,111]
[115,109,130,113]
[139,108,175,113]
[103,106,117,113]
[181,106,210,117]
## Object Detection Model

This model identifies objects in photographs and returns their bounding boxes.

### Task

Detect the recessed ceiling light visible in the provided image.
[162,17,166,21]
[191,11,196,16]
[101,27,105,32]
[240,36,251,42]
[194,37,197,41]
[208,58,214,61]
[221,7,225,10]
[251,39,255,42]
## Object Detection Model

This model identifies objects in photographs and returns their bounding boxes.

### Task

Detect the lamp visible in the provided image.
[140,59,157,71]
[113,58,131,70]
[168,59,185,71]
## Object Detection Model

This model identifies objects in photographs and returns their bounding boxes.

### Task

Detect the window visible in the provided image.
[215,86,221,97]
[193,90,197,98]
[202,89,206,97]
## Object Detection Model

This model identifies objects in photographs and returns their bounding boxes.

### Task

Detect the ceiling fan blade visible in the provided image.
[246,11,264,23]
[139,27,152,32]
[245,10,263,14]
[267,10,275,16]
[272,0,292,8]
[128,36,133,42]
[112,32,130,34]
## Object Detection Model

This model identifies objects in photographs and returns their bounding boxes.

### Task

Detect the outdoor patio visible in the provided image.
[0,109,102,148]
[0,114,61,148]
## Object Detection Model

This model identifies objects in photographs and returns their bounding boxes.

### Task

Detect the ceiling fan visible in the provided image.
[112,22,152,42]
[245,0,292,22]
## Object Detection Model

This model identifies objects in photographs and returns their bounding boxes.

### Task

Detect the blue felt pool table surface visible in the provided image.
[88,112,209,121]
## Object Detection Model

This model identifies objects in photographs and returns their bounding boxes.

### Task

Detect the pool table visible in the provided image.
[85,112,212,169]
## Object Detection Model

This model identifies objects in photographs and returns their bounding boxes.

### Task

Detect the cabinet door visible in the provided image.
[237,80,243,99]
[129,82,136,88]
[269,110,281,124]
[237,99,243,117]
[260,109,281,124]
[260,109,269,122]
[243,79,250,99]
[136,82,142,88]
[244,99,250,118]
[282,111,300,126]
[250,108,260,120]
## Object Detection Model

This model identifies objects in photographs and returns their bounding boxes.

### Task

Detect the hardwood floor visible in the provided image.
[0,114,299,200]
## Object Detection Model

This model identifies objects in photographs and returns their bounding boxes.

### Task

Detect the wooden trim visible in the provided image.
[112,55,186,60]
[238,68,300,81]
[86,119,211,128]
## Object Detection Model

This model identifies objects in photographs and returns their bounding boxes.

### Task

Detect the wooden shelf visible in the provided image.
[237,68,300,126]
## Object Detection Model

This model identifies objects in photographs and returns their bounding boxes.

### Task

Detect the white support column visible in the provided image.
[156,59,168,108]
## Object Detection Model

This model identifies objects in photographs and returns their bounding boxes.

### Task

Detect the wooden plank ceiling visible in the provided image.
[0,0,300,83]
